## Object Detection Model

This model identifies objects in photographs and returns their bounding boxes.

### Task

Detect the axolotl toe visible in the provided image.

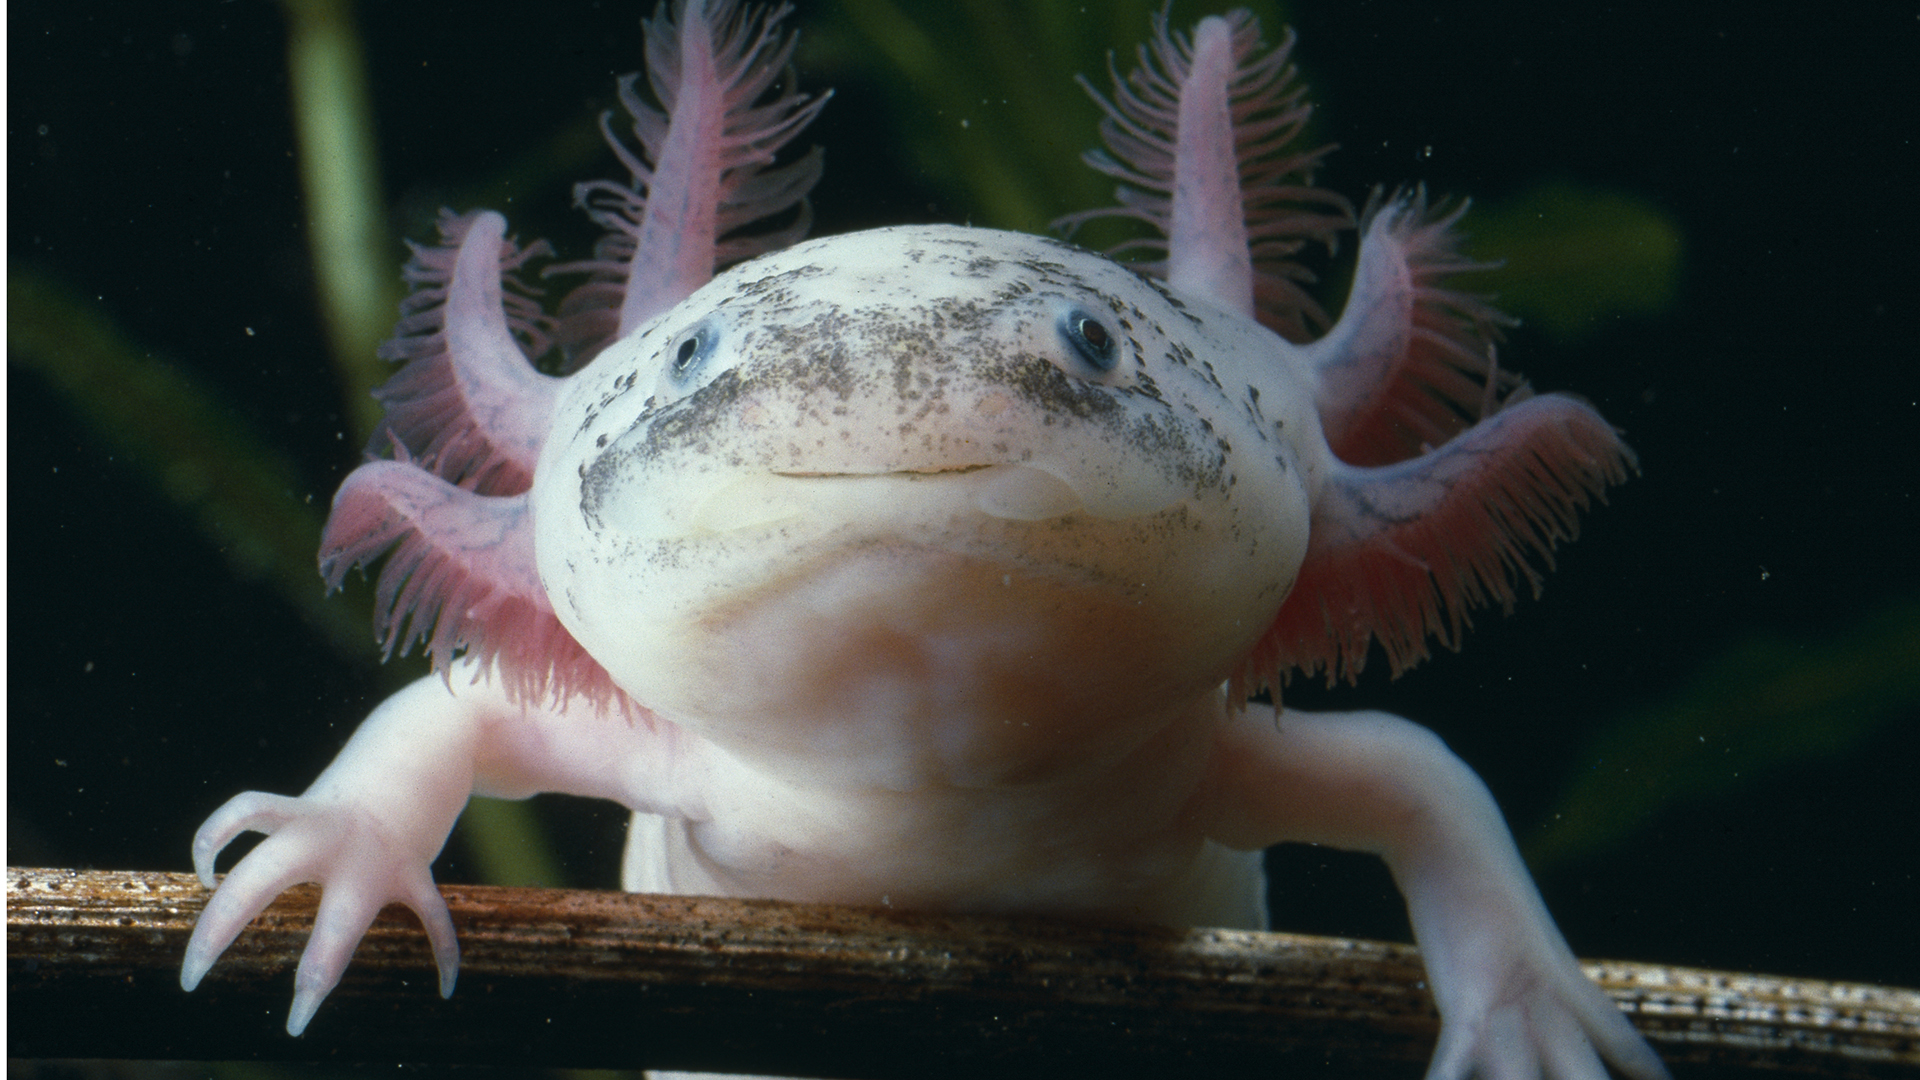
[181,3,1665,1079]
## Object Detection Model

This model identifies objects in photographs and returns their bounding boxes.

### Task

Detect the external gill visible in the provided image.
[1057,9,1352,342]
[332,0,834,708]
[553,0,830,367]
[1302,190,1524,468]
[368,210,559,496]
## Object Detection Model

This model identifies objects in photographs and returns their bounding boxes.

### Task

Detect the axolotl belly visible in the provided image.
[181,4,1666,1079]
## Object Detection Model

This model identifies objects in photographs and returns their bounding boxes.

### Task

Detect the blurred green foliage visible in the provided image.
[815,0,1197,234]
[7,272,365,659]
[1528,598,1920,872]
[1464,182,1683,340]
[281,0,396,439]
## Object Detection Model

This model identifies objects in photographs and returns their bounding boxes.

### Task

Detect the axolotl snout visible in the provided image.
[181,4,1666,1079]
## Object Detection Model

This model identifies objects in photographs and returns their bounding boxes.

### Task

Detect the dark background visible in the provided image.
[11,0,1917,1026]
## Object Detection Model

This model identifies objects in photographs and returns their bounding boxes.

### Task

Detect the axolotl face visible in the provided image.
[531,224,1325,786]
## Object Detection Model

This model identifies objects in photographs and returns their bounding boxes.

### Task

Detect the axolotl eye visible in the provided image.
[667,319,721,383]
[1058,309,1118,374]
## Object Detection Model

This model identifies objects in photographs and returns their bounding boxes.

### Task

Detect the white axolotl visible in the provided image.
[182,3,1665,1078]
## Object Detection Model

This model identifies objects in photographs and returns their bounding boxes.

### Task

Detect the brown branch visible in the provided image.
[9,868,1917,1077]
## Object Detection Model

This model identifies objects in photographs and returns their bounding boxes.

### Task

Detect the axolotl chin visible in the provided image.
[181,3,1666,1078]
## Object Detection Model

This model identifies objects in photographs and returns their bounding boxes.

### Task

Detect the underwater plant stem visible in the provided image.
[281,0,394,440]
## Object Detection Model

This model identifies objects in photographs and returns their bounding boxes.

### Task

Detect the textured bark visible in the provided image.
[9,867,1917,1077]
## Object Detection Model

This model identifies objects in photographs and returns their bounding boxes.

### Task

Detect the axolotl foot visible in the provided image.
[1425,958,1670,1080]
[181,789,459,1035]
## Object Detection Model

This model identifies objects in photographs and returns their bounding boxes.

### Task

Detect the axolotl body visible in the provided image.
[182,3,1666,1078]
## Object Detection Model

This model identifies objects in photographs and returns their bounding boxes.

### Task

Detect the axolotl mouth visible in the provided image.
[652,462,1186,538]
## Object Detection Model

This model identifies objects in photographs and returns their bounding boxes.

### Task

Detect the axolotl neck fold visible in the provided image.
[530,225,1323,790]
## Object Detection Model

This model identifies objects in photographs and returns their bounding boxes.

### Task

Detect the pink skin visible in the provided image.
[1200,710,1667,1080]
[182,669,1661,1080]
[183,5,1664,1080]
[182,669,680,1034]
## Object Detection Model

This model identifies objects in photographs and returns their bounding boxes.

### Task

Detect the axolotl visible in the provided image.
[181,3,1665,1078]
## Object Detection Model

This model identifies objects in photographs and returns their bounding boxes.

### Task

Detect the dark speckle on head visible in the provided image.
[738,263,828,299]
[1142,276,1205,327]
[992,353,1122,422]
[580,366,755,527]
[1131,371,1167,406]
[994,279,1034,303]
[557,223,1306,551]
[1196,358,1223,392]
[1243,384,1268,429]
[757,309,862,400]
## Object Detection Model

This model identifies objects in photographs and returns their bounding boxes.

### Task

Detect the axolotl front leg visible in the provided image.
[181,659,686,1034]
[1199,706,1667,1080]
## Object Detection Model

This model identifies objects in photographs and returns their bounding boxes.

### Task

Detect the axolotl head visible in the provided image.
[531,224,1322,779]
[323,4,1630,792]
